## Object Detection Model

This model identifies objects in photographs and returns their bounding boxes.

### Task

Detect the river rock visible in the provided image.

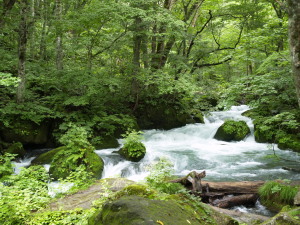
[31,147,63,165]
[262,207,300,225]
[92,195,238,225]
[117,142,146,162]
[48,178,135,211]
[214,120,250,142]
[49,147,104,180]
[295,191,300,206]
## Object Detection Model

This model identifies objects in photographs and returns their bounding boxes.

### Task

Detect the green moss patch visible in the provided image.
[214,120,250,142]
[31,147,64,165]
[259,181,299,212]
[49,147,104,180]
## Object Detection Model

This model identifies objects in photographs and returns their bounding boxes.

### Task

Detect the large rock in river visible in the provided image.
[49,146,104,180]
[214,120,250,142]
[93,195,238,225]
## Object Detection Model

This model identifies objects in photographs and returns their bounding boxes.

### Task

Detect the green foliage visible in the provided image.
[0,153,16,179]
[60,165,95,193]
[119,130,146,160]
[259,181,299,211]
[28,209,94,225]
[0,72,19,87]
[59,123,93,151]
[0,166,51,224]
[146,158,184,194]
[50,124,103,180]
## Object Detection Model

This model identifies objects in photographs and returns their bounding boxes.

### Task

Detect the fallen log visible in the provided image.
[212,194,258,208]
[201,181,265,194]
[170,173,265,194]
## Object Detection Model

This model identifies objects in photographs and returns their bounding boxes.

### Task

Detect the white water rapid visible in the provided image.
[96,105,300,182]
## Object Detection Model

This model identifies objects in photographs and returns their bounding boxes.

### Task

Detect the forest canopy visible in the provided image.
[0,0,299,150]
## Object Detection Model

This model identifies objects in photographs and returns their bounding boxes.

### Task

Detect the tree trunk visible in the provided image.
[55,0,63,70]
[39,7,47,60]
[16,0,29,103]
[287,0,300,108]
[212,194,258,208]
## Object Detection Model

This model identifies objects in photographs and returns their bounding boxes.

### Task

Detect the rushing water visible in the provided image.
[12,105,300,212]
[96,105,300,182]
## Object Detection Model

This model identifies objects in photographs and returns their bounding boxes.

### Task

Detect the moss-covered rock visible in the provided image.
[214,120,250,142]
[0,120,50,146]
[93,195,237,225]
[278,135,300,153]
[191,110,205,124]
[259,181,299,212]
[49,147,104,180]
[118,142,146,162]
[262,207,300,225]
[31,147,64,165]
[4,142,26,159]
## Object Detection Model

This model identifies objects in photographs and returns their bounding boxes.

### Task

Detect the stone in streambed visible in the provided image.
[214,120,250,142]
[49,146,104,180]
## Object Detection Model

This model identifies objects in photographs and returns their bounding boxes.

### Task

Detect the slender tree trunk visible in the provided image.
[39,0,49,60]
[55,0,63,70]
[287,0,300,108]
[16,0,29,103]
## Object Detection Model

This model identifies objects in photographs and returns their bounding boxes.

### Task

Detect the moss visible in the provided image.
[262,207,300,225]
[192,111,205,123]
[259,181,299,212]
[115,184,156,199]
[278,135,300,153]
[118,142,146,162]
[31,147,64,165]
[49,147,104,180]
[94,195,220,225]
[5,142,26,159]
[214,120,250,142]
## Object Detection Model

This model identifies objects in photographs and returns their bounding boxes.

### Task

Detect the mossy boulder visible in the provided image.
[118,142,146,162]
[191,110,205,123]
[93,195,238,225]
[278,135,300,153]
[214,120,250,142]
[49,147,104,180]
[259,181,299,212]
[31,147,64,165]
[262,207,300,225]
[4,142,26,159]
[0,120,50,146]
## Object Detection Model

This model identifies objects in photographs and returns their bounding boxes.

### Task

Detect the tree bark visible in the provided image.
[212,194,258,208]
[55,0,63,70]
[16,0,29,103]
[287,0,300,108]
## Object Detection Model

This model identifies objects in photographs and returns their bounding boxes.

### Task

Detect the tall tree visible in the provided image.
[287,0,300,108]
[16,0,29,103]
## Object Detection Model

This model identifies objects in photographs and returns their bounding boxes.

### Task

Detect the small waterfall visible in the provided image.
[96,105,300,182]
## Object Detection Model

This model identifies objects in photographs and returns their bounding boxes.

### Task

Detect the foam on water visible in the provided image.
[96,105,300,182]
